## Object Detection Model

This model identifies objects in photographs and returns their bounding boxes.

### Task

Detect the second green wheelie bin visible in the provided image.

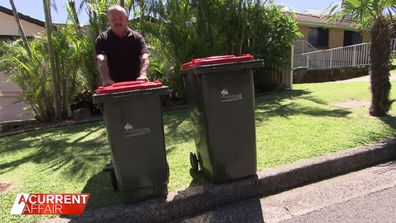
[93,80,169,203]
[181,54,264,183]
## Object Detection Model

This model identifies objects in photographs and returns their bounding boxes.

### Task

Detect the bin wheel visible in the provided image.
[190,152,199,172]
[110,168,118,192]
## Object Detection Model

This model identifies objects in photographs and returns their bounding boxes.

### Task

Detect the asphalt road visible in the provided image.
[176,161,396,223]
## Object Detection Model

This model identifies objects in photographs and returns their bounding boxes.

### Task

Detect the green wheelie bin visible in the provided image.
[181,54,264,183]
[93,80,169,203]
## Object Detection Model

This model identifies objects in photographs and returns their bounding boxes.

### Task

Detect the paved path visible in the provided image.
[340,70,396,82]
[176,161,396,223]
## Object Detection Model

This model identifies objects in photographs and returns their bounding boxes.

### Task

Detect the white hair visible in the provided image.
[107,5,127,17]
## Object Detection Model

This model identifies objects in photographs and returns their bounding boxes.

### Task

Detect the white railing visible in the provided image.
[297,38,396,70]
[293,40,317,69]
[293,54,308,69]
[302,42,371,70]
[293,39,317,54]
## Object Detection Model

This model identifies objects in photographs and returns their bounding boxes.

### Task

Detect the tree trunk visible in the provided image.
[9,0,31,57]
[369,16,392,116]
[68,0,81,34]
[127,1,133,17]
[43,0,62,121]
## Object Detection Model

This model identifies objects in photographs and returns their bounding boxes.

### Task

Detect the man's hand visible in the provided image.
[139,53,150,82]
[137,75,149,82]
[103,79,115,86]
[96,54,114,86]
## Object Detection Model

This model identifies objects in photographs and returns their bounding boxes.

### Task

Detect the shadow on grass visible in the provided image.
[379,115,396,130]
[0,89,355,213]
[72,173,265,222]
[163,109,194,146]
[189,169,208,187]
[74,169,208,211]
[0,121,111,180]
[58,171,122,220]
[255,89,351,122]
[73,169,207,211]
[79,171,122,210]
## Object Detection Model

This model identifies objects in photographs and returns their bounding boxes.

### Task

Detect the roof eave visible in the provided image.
[0,5,45,27]
[298,21,362,31]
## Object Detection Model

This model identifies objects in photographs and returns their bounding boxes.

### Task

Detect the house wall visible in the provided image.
[0,11,44,37]
[297,25,309,41]
[297,24,371,49]
[0,11,42,122]
[362,32,371,43]
[0,72,34,122]
[329,28,344,48]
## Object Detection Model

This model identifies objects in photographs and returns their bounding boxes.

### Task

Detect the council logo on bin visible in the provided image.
[221,89,229,97]
[123,122,151,137]
[220,89,243,103]
[124,123,134,131]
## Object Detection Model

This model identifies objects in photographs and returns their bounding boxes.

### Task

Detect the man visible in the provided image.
[96,5,149,172]
[95,5,149,86]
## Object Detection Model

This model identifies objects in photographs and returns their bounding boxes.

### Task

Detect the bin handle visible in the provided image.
[111,81,146,87]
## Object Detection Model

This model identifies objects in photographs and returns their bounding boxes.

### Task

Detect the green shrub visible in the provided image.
[0,26,85,121]
[142,1,301,97]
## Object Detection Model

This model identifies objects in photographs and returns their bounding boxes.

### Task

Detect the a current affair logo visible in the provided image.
[10,194,90,215]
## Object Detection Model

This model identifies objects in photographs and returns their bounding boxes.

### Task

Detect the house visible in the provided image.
[0,6,44,40]
[0,6,45,123]
[290,12,394,84]
[293,12,371,53]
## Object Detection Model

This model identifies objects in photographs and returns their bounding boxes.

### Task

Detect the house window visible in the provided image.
[344,31,362,46]
[308,28,329,48]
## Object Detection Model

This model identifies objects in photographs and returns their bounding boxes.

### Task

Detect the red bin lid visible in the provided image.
[181,54,254,70]
[95,80,164,94]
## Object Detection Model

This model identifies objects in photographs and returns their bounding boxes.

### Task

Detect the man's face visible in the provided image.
[108,11,127,36]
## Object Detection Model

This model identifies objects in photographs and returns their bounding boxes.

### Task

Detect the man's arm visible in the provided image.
[137,53,150,81]
[96,54,114,86]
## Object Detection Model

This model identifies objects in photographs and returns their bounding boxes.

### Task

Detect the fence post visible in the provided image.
[290,45,294,89]
[353,46,357,66]
[330,50,333,69]
[306,54,310,68]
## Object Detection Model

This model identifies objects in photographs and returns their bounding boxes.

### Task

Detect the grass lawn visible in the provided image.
[2,81,396,222]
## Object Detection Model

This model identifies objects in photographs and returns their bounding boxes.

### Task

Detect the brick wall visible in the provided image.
[329,28,344,48]
[297,25,372,49]
[297,25,309,41]
[362,32,371,43]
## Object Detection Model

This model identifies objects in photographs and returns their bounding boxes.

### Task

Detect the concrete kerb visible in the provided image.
[51,138,396,223]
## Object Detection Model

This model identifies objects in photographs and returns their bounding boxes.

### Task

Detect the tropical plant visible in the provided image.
[67,0,82,34]
[43,0,62,120]
[0,26,85,121]
[67,0,299,98]
[52,25,86,117]
[0,39,54,121]
[9,0,31,56]
[330,0,396,116]
[143,0,300,96]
